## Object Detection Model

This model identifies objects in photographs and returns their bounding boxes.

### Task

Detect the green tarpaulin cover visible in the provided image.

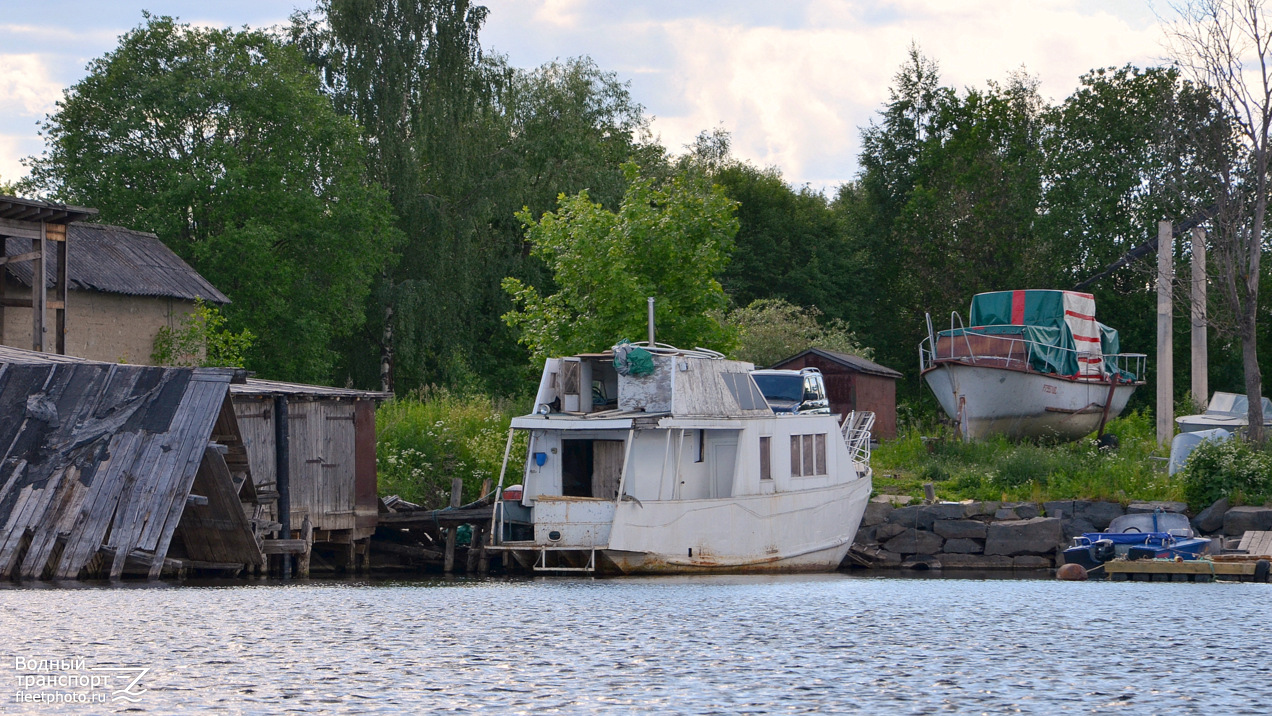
[941,290,1127,379]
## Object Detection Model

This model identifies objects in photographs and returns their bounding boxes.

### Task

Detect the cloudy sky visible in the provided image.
[1,1,1172,192]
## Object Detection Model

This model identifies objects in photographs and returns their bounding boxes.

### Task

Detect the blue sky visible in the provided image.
[1,1,1169,192]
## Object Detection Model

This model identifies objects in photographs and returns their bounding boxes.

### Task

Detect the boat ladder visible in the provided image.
[533,547,597,573]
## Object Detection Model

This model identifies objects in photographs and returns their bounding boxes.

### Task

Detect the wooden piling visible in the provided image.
[443,477,462,574]
[477,478,492,575]
[298,514,312,578]
[274,395,291,579]
[1157,220,1173,447]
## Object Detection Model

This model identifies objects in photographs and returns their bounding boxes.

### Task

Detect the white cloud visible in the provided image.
[628,1,1166,188]
[0,54,62,117]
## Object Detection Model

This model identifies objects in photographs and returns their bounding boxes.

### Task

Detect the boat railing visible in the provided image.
[841,410,875,465]
[919,312,1146,382]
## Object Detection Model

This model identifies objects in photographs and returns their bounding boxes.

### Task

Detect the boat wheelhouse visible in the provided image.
[920,290,1146,441]
[487,343,874,574]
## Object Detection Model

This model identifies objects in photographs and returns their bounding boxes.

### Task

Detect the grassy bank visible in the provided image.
[870,411,1186,505]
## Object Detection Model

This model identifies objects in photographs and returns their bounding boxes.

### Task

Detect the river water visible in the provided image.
[1,573,1269,714]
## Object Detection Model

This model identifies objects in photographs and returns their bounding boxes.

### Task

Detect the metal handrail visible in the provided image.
[919,320,1147,382]
[841,410,875,465]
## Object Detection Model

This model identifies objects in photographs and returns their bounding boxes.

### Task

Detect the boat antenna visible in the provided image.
[647,297,656,347]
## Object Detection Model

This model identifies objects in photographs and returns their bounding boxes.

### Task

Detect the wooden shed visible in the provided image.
[769,348,904,440]
[230,380,389,566]
[0,346,265,580]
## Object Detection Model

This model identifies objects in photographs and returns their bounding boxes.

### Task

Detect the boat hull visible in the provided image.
[503,477,872,575]
[923,362,1137,440]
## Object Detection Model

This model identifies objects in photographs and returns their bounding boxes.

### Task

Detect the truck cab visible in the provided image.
[750,367,831,415]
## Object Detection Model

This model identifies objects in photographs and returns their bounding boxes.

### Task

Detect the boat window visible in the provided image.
[790,433,828,477]
[759,436,771,480]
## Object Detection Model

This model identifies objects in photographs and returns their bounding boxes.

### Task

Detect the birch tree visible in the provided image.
[1166,0,1272,441]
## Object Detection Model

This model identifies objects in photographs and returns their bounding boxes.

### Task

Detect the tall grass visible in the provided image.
[376,388,529,508]
[871,411,1184,504]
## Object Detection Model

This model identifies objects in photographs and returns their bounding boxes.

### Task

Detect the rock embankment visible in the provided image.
[848,497,1272,570]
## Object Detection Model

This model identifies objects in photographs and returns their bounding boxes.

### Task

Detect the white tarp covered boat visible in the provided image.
[920,290,1146,441]
[487,343,873,574]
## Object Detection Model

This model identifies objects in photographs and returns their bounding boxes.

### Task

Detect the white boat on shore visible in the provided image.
[1176,392,1272,434]
[486,343,874,574]
[920,290,1146,441]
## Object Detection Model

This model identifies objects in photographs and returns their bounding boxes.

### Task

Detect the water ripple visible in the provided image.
[1,574,1269,713]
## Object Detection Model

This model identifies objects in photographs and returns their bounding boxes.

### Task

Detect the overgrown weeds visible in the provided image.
[871,411,1184,504]
[376,387,528,508]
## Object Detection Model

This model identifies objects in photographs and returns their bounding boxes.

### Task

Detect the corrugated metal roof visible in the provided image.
[4,223,229,304]
[771,347,904,379]
[0,195,96,224]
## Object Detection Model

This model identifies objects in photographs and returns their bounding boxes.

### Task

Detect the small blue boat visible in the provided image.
[1063,511,1212,570]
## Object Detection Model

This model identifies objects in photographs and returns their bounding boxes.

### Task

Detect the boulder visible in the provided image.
[1044,500,1089,520]
[862,501,893,527]
[1192,498,1230,534]
[985,517,1065,556]
[934,519,988,540]
[882,528,944,555]
[1128,500,1188,514]
[875,522,907,541]
[872,549,904,567]
[871,494,913,506]
[886,504,936,530]
[1005,502,1041,519]
[941,538,982,554]
[853,525,877,545]
[938,554,1014,569]
[1012,555,1053,569]
[1060,518,1096,541]
[1080,501,1125,531]
[964,501,1000,518]
[1223,506,1272,536]
[901,555,942,570]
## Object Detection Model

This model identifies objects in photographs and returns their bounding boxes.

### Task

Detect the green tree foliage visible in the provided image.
[294,1,656,394]
[502,163,738,358]
[24,15,400,383]
[151,299,254,368]
[848,46,1048,391]
[1039,66,1230,407]
[725,298,871,368]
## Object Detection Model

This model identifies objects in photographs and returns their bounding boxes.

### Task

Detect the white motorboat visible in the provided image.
[1176,392,1272,433]
[920,290,1146,441]
[486,342,874,574]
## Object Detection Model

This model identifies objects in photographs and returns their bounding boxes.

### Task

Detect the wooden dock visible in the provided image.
[1105,533,1272,583]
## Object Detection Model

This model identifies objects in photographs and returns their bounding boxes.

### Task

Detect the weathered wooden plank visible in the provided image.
[146,378,234,576]
[55,432,144,578]
[261,538,309,554]
[135,378,218,551]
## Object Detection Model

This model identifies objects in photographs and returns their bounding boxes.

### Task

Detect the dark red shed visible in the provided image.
[768,347,904,440]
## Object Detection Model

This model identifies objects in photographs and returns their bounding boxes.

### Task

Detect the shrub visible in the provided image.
[1180,438,1272,511]
[376,388,528,508]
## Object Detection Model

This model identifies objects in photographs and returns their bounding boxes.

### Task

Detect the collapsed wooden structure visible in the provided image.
[0,347,263,579]
[0,347,390,580]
